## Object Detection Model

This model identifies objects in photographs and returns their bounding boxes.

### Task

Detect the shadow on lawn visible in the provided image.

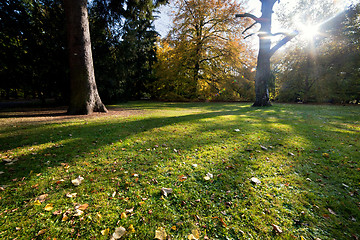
[0,103,359,238]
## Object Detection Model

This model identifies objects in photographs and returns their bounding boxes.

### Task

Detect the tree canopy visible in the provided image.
[0,0,359,105]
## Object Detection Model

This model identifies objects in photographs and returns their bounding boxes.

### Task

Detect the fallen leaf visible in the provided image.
[125,208,134,214]
[188,229,200,240]
[178,175,187,181]
[111,226,126,239]
[121,212,127,219]
[328,208,337,215]
[37,229,47,235]
[188,234,198,240]
[71,176,84,186]
[260,145,268,151]
[53,210,62,215]
[155,227,167,240]
[44,204,54,211]
[161,188,173,197]
[171,226,177,231]
[204,172,213,180]
[101,228,110,236]
[66,193,77,198]
[34,200,41,206]
[76,203,89,211]
[271,224,283,234]
[56,179,65,184]
[250,177,261,185]
[73,209,84,217]
[128,224,135,233]
[62,214,69,221]
[35,194,48,203]
[322,153,330,158]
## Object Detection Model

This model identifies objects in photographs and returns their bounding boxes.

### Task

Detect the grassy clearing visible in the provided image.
[0,102,359,240]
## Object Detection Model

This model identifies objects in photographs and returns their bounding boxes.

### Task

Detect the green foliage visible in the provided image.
[274,2,360,104]
[0,0,166,103]
[0,102,359,239]
[0,0,68,102]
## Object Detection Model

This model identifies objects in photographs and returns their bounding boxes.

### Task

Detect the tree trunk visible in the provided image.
[63,0,107,115]
[252,0,276,107]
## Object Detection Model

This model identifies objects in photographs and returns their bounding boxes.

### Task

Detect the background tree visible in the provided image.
[274,1,360,103]
[153,0,256,101]
[0,0,67,102]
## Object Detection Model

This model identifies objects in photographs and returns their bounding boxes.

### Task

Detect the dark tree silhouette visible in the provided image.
[64,0,108,115]
[236,0,297,106]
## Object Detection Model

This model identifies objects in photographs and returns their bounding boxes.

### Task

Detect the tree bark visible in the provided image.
[252,0,276,107]
[63,0,107,115]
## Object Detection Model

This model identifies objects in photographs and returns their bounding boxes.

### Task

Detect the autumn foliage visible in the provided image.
[152,0,256,101]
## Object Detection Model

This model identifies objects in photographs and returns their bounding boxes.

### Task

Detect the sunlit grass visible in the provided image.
[0,102,359,239]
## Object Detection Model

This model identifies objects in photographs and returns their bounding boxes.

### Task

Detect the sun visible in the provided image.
[299,23,320,40]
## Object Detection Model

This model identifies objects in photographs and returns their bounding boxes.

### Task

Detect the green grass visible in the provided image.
[0,102,359,239]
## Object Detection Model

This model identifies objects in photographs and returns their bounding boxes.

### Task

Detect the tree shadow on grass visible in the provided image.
[0,103,359,239]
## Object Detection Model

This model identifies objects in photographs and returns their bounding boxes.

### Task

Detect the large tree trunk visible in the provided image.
[63,0,107,115]
[252,0,275,107]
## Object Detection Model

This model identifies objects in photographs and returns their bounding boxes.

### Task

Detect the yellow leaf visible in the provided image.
[188,229,200,240]
[101,228,110,236]
[128,224,135,233]
[34,200,41,206]
[188,234,197,240]
[121,212,127,219]
[171,226,177,231]
[155,227,167,240]
[44,204,54,211]
[77,203,89,211]
[62,215,69,221]
[192,229,200,239]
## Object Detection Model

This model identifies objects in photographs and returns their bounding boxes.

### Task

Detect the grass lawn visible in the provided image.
[0,102,359,239]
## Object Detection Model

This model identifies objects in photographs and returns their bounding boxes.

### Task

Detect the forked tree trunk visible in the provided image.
[63,0,107,115]
[252,0,275,107]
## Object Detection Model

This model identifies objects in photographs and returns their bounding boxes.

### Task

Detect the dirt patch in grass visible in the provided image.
[0,106,145,125]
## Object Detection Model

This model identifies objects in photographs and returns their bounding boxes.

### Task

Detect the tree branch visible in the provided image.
[269,32,293,37]
[242,22,260,34]
[269,30,299,57]
[235,13,261,22]
[244,33,256,39]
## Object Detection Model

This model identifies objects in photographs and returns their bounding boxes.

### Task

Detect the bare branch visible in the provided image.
[235,13,260,22]
[269,30,299,57]
[244,33,256,39]
[242,22,259,34]
[269,32,293,37]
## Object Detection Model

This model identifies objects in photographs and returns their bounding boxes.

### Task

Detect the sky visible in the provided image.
[153,0,358,38]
